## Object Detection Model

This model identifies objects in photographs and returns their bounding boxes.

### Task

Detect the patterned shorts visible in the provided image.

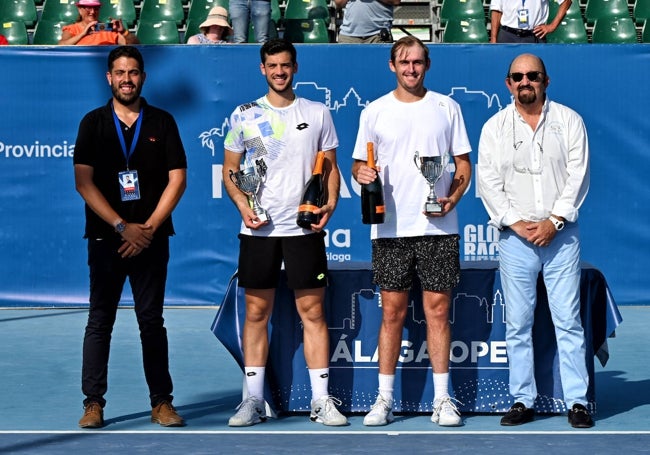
[371,235,460,291]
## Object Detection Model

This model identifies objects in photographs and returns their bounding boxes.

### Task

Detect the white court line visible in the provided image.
[2,430,650,435]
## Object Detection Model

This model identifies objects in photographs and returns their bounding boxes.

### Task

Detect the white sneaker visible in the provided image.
[228,396,267,427]
[310,396,348,426]
[431,397,463,426]
[363,394,394,426]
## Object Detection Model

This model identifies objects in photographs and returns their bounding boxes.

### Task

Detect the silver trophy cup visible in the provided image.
[414,152,449,214]
[229,159,270,223]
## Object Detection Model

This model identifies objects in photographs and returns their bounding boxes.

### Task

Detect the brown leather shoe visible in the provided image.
[79,402,104,428]
[151,401,185,427]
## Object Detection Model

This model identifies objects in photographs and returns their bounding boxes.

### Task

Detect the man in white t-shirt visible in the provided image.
[222,39,347,427]
[351,36,472,427]
[490,0,573,43]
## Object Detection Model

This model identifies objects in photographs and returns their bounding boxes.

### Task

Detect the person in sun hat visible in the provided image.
[187,6,233,44]
[58,0,139,45]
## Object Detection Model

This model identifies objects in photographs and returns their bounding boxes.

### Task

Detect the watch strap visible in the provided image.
[549,216,564,231]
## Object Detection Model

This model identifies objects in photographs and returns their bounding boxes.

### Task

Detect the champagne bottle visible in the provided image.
[296,151,326,229]
[361,142,385,224]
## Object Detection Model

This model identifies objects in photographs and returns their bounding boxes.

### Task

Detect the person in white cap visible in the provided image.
[187,6,233,44]
[59,0,139,45]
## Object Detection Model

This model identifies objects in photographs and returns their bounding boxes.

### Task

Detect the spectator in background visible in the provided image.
[229,0,271,43]
[187,6,233,44]
[335,0,400,43]
[490,0,572,43]
[477,53,593,428]
[222,39,346,428]
[59,0,139,45]
[0,35,8,45]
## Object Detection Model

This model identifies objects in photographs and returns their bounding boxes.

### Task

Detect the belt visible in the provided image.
[500,25,535,37]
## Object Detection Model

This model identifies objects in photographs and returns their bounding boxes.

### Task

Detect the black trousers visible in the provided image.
[497,26,546,43]
[81,236,173,408]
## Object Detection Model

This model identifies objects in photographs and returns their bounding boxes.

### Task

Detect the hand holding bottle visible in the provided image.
[360,142,385,224]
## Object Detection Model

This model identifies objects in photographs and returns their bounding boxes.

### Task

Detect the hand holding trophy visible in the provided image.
[229,158,270,223]
[413,151,449,214]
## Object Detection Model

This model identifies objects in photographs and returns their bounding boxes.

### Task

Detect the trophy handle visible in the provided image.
[413,150,420,168]
[228,169,237,186]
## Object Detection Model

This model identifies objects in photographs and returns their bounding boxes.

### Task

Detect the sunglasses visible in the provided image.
[508,71,545,83]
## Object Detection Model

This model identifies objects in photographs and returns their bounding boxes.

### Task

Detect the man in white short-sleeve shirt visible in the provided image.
[490,0,573,43]
[352,36,472,427]
[222,38,346,428]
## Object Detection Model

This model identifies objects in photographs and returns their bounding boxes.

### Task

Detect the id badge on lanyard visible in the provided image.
[113,103,143,202]
[118,170,140,201]
[518,0,530,27]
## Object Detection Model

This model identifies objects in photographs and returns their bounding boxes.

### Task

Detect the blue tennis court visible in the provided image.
[1,306,648,454]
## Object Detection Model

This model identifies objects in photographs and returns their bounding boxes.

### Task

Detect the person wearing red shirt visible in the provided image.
[58,0,138,45]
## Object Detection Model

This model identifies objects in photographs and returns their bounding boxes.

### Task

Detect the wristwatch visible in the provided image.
[114,220,127,234]
[549,216,565,231]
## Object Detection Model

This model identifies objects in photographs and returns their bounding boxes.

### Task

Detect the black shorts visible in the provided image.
[371,235,460,291]
[237,233,328,290]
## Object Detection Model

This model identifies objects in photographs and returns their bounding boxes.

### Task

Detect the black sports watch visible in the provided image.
[549,216,564,231]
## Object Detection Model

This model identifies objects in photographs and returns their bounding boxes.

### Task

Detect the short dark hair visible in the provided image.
[260,38,297,65]
[390,36,429,64]
[108,46,144,72]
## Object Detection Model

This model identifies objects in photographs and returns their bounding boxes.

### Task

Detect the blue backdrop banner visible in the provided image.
[0,44,648,307]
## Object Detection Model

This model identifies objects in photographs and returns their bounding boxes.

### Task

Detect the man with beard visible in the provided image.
[352,36,472,427]
[477,53,593,428]
[222,38,346,427]
[73,46,187,428]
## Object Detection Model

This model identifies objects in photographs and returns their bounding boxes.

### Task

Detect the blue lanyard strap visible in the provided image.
[112,103,143,169]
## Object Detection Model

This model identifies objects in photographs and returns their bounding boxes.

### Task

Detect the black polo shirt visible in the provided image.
[73,98,187,239]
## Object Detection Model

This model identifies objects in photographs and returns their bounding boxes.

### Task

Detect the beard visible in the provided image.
[517,86,537,105]
[111,82,142,106]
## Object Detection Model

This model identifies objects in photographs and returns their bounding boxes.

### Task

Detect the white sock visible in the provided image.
[244,366,265,400]
[433,372,450,403]
[309,368,330,402]
[378,373,395,403]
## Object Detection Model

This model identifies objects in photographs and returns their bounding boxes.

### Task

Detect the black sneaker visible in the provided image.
[500,402,534,426]
[568,403,594,428]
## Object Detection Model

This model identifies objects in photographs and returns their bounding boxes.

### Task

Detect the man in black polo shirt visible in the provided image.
[490,0,572,43]
[73,46,187,428]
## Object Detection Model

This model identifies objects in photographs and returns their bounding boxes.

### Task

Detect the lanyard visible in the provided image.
[112,102,143,170]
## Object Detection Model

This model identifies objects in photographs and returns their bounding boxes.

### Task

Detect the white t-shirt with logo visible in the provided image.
[352,90,472,240]
[225,96,339,236]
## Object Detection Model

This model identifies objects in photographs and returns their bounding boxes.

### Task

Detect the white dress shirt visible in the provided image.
[477,99,589,227]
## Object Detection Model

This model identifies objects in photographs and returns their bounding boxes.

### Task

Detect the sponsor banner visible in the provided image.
[0,45,648,306]
[212,264,621,413]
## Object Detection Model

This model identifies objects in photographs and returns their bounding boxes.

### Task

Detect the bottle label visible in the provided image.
[298,204,319,212]
[376,205,385,214]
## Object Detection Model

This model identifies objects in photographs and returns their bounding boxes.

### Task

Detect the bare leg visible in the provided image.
[377,290,409,374]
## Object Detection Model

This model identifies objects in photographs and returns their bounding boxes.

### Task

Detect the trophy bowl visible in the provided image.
[229,160,269,223]
[414,152,449,214]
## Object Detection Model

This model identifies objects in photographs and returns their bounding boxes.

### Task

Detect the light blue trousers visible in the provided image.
[498,223,589,409]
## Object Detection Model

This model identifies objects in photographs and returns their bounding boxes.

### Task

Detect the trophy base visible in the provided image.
[424,202,443,214]
[255,212,270,223]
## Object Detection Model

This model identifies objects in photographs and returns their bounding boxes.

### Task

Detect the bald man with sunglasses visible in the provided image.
[477,54,593,429]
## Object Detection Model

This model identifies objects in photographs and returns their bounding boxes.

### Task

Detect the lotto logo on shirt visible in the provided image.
[463,224,499,261]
